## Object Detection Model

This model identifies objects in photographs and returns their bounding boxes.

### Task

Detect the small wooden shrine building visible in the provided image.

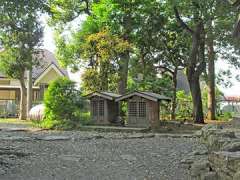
[116,91,171,128]
[86,92,121,124]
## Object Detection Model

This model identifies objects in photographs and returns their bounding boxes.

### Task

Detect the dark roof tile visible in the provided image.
[86,91,121,100]
[116,91,171,102]
[0,49,68,80]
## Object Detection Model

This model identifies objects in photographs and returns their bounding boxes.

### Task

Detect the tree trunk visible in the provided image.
[174,7,205,123]
[118,52,130,95]
[188,76,204,123]
[118,11,131,95]
[118,52,130,120]
[207,24,216,120]
[171,68,178,120]
[19,74,27,120]
[27,68,33,119]
[100,62,109,91]
[186,22,205,124]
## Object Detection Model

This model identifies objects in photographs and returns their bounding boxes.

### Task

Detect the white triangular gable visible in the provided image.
[34,64,65,85]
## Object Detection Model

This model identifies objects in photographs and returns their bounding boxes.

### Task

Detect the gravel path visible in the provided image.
[0,129,206,180]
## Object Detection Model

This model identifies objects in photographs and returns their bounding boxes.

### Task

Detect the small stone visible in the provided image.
[59,155,81,162]
[36,136,71,141]
[127,133,155,139]
[191,150,208,156]
[0,168,6,175]
[93,135,104,139]
[180,156,195,165]
[120,154,137,162]
[194,130,202,137]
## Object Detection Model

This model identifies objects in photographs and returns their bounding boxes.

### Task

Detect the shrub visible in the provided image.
[176,91,193,120]
[43,77,81,129]
[76,111,91,125]
[217,112,233,121]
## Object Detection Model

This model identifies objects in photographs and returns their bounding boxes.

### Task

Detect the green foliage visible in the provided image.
[43,77,85,129]
[48,0,98,26]
[175,87,225,120]
[75,112,91,125]
[176,91,193,119]
[160,101,172,120]
[0,0,44,79]
[34,117,58,129]
[50,0,168,94]
[79,29,132,93]
[0,0,46,120]
[44,77,77,120]
[0,118,32,125]
[217,112,233,121]
[47,0,240,122]
[201,86,225,114]
[0,49,24,79]
[128,71,173,98]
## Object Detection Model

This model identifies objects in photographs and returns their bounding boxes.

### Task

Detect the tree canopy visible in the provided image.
[46,0,240,123]
[0,0,45,119]
[0,0,238,122]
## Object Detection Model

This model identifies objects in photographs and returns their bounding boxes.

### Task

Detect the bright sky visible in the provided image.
[42,17,82,86]
[216,61,240,96]
[42,17,240,96]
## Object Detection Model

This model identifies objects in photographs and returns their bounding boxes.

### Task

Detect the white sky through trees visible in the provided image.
[42,16,83,87]
[42,17,240,96]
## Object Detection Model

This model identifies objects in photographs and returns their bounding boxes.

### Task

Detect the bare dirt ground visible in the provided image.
[0,123,206,180]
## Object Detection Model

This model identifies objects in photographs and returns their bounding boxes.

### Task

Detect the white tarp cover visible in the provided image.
[29,104,45,121]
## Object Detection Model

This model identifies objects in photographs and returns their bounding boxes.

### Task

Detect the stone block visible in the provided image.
[209,151,240,175]
[221,141,240,152]
[233,171,240,180]
[200,172,218,180]
[190,160,210,178]
[200,127,236,152]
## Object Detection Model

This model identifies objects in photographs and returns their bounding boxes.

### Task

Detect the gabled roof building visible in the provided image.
[86,92,121,125]
[116,91,171,128]
[0,50,68,115]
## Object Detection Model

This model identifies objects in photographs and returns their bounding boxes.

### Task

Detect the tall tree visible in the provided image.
[155,28,189,120]
[107,0,166,94]
[80,29,131,93]
[228,0,240,37]
[202,1,237,120]
[50,0,166,95]
[207,22,216,120]
[174,4,206,123]
[0,0,44,120]
[173,0,239,122]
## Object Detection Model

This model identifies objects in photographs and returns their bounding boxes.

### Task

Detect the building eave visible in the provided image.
[33,63,65,86]
[0,85,40,90]
[115,91,171,102]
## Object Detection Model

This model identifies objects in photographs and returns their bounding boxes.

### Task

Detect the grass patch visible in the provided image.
[32,112,92,130]
[32,118,58,129]
[0,118,33,125]
[153,120,203,134]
